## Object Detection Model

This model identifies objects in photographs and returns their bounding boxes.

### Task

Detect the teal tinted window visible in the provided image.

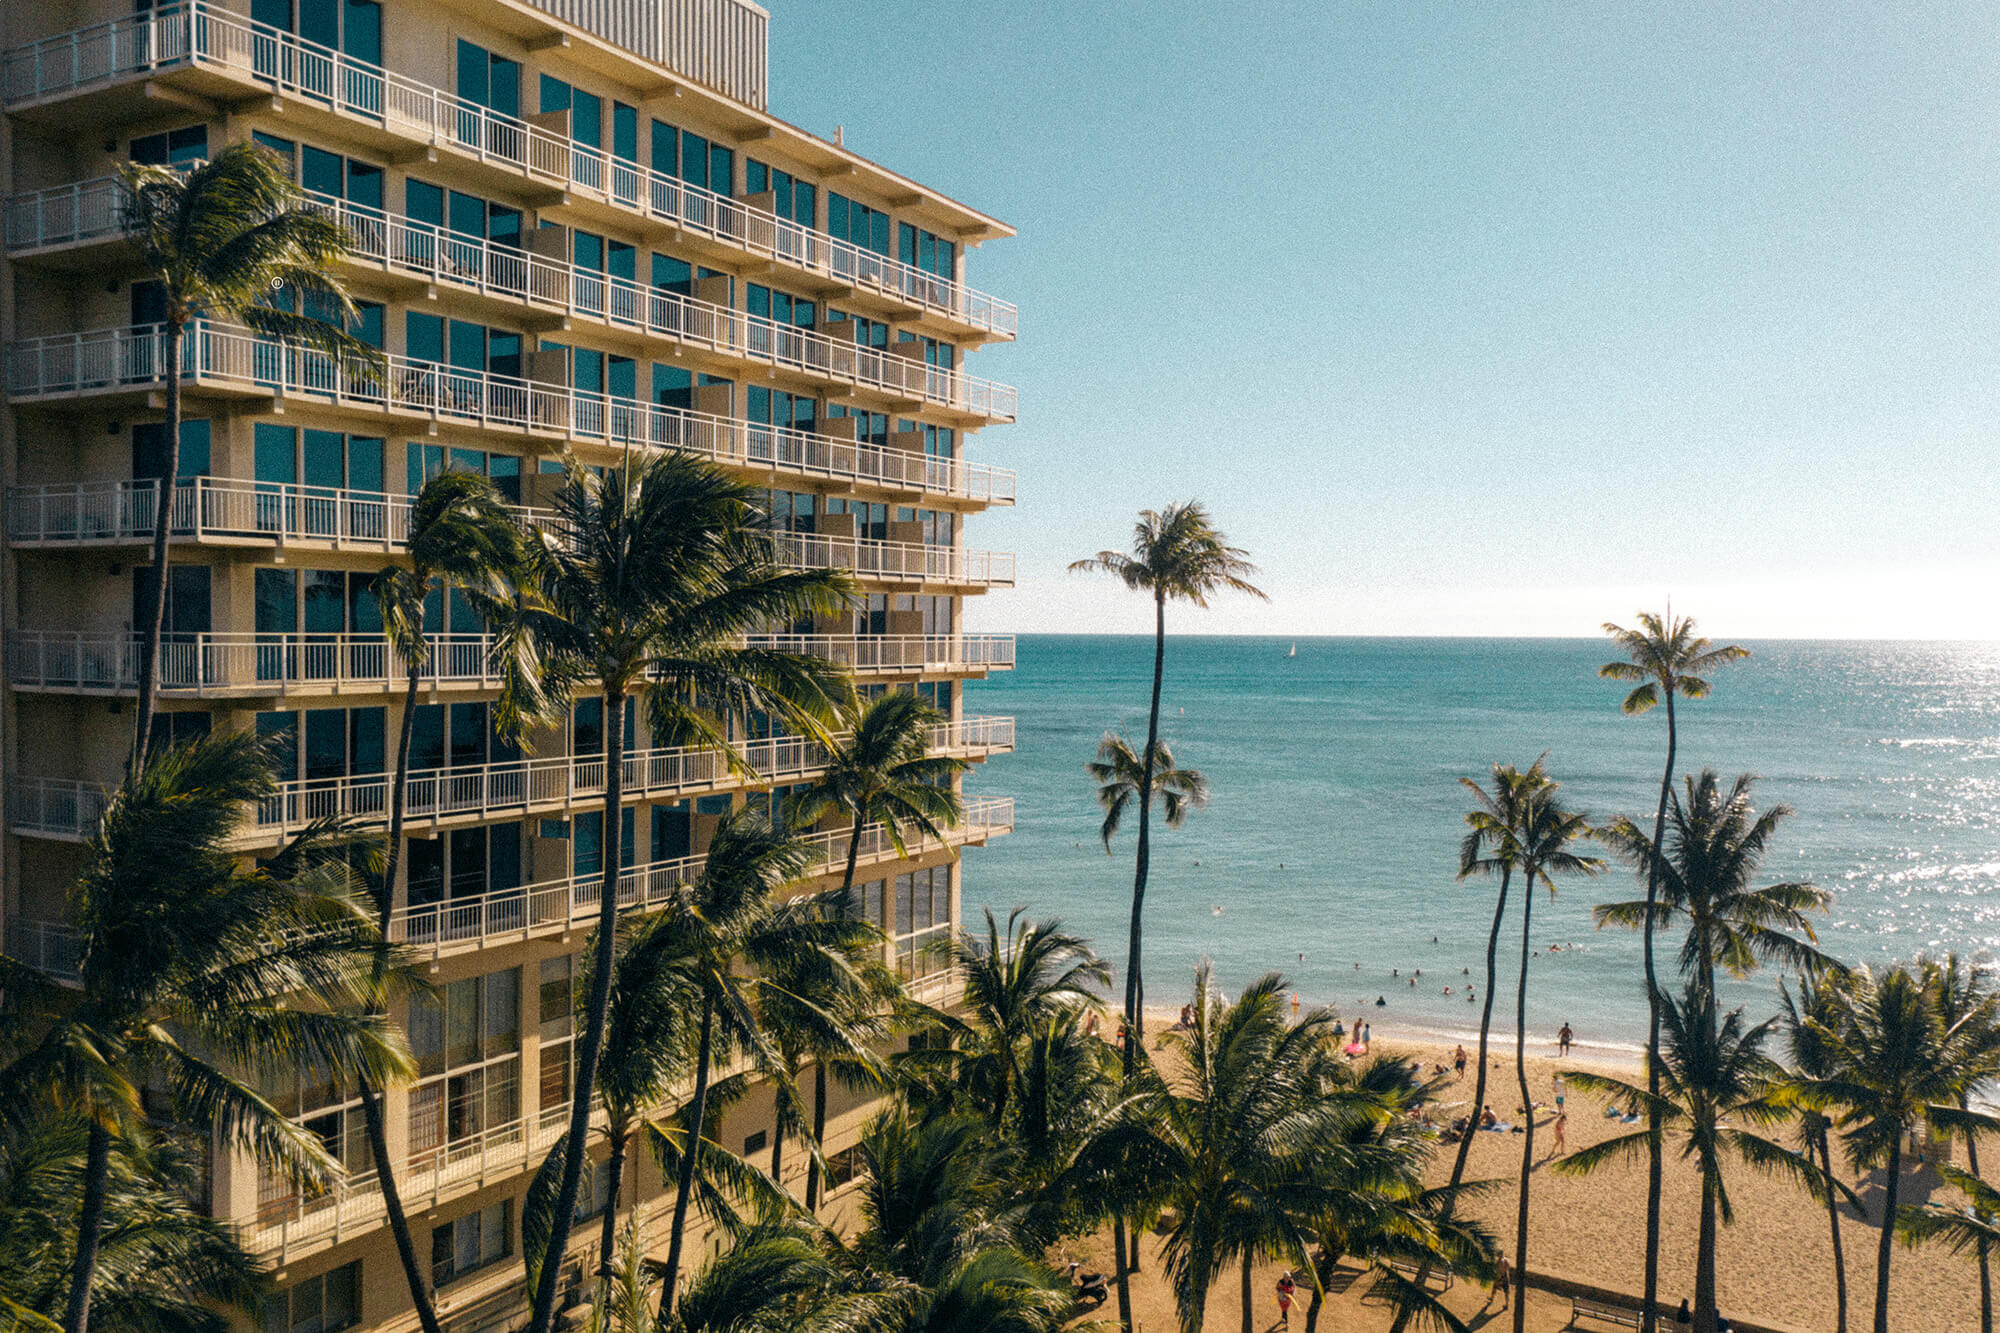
[406,179,443,227]
[299,0,336,50]
[131,124,207,167]
[679,131,709,189]
[255,569,297,634]
[406,312,444,364]
[571,91,601,148]
[448,190,486,238]
[650,119,677,176]
[652,254,691,294]
[303,430,344,489]
[255,424,298,483]
[608,241,635,281]
[612,103,637,162]
[448,320,485,372]
[132,419,210,481]
[344,0,380,65]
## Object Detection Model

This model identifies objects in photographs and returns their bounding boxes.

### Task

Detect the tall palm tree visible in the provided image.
[797,691,967,902]
[358,468,524,1333]
[493,452,852,1333]
[1779,968,1856,1333]
[1070,504,1264,1065]
[1504,769,1601,1333]
[667,1218,898,1333]
[653,812,878,1315]
[1896,1164,2000,1325]
[1793,963,2000,1333]
[1598,609,1747,1333]
[0,1112,263,1333]
[1922,953,2000,1333]
[1558,981,1852,1333]
[1088,731,1208,854]
[0,732,412,1333]
[120,142,379,767]
[1595,771,1834,1005]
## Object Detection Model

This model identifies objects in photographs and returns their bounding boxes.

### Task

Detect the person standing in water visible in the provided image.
[1559,1021,1574,1055]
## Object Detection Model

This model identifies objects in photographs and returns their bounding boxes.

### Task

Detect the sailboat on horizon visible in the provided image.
[1287,642,1297,658]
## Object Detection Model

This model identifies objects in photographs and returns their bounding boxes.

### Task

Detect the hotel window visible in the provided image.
[300,145,382,209]
[762,489,817,534]
[828,193,891,256]
[539,75,602,149]
[826,497,889,538]
[895,507,956,547]
[572,808,636,881]
[431,1200,511,1288]
[131,124,207,168]
[539,955,575,1112]
[456,42,520,117]
[255,1058,370,1226]
[823,405,888,447]
[748,387,815,436]
[652,121,734,194]
[612,102,638,163]
[824,1144,865,1189]
[407,443,522,504]
[899,595,954,635]
[132,566,211,643]
[405,822,525,909]
[652,800,694,861]
[408,701,519,775]
[262,1261,359,1333]
[915,680,953,713]
[895,865,951,978]
[848,877,887,930]
[254,706,385,783]
[897,222,956,280]
[829,308,890,349]
[408,968,521,1169]
[747,283,817,329]
[132,419,211,483]
[404,314,521,379]
[255,424,384,495]
[746,159,816,227]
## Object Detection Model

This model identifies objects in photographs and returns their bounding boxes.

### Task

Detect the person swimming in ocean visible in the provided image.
[1375,995,1387,1007]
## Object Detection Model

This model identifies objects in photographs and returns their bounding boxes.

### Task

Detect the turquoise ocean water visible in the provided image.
[962,636,2000,1052]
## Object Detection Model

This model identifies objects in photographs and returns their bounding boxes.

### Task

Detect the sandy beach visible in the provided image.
[1094,1007,1985,1332]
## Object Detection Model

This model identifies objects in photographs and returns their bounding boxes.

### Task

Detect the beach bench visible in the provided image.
[1569,1295,1644,1329]
[1385,1256,1452,1292]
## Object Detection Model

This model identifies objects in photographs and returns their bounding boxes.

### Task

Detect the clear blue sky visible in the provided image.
[773,2,2000,638]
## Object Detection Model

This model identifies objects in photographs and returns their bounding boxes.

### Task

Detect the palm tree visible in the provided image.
[653,812,880,1315]
[0,1112,263,1333]
[0,732,412,1333]
[1779,968,1856,1333]
[798,691,967,902]
[1558,981,1852,1333]
[1598,610,1747,1332]
[1793,963,2000,1333]
[668,1218,899,1333]
[1896,1164,2000,1326]
[120,142,380,766]
[1595,771,1834,1004]
[493,452,853,1333]
[1088,731,1209,854]
[357,468,525,1333]
[1922,953,2000,1333]
[1503,768,1601,1333]
[1069,504,1264,1066]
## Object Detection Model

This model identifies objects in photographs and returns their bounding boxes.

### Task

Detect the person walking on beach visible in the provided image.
[1554,1072,1566,1115]
[1488,1255,1511,1311]
[1454,1044,1467,1079]
[1275,1271,1296,1327]
[1558,1021,1574,1055]
[1552,1111,1568,1157]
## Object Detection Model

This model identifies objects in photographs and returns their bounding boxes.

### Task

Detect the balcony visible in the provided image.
[0,5,1018,340]
[4,918,82,982]
[772,532,1013,590]
[391,795,1014,961]
[743,633,1015,674]
[2,176,129,263]
[8,317,1014,435]
[6,778,108,840]
[8,631,500,697]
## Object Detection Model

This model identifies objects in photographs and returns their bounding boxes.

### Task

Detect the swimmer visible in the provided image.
[1409,978,1416,987]
[1212,905,1225,915]
[1415,969,1422,978]
[1375,995,1387,1007]
[1463,968,1470,976]
[1444,986,1453,996]
[1392,969,1399,977]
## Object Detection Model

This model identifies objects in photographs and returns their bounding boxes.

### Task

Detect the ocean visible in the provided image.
[962,635,2000,1052]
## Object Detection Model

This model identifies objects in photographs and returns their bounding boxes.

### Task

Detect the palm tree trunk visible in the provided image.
[1969,1109,1992,1333]
[1112,1216,1134,1333]
[1819,1123,1849,1333]
[805,1061,829,1212]
[1125,590,1167,1069]
[661,991,716,1318]
[131,317,184,773]
[596,1124,628,1279]
[382,660,424,925]
[1639,693,1679,1333]
[1304,1242,1339,1333]
[1694,1162,1719,1333]
[840,816,864,901]
[61,1119,111,1333]
[527,682,626,1333]
[1511,872,1535,1333]
[770,1082,787,1182]
[1240,1249,1255,1333]
[1399,867,1512,1325]
[1874,1134,1901,1333]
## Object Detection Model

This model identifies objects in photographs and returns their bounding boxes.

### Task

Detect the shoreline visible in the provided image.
[1135,1003,1645,1072]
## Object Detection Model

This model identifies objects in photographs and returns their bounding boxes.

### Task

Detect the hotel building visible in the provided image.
[0,0,1015,1327]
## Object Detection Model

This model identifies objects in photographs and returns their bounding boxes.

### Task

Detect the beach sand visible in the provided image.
[1084,1008,1984,1332]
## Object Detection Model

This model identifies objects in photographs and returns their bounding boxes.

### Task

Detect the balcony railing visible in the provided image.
[743,633,1015,673]
[6,778,108,839]
[8,318,1013,438]
[4,918,83,981]
[391,796,1014,959]
[3,175,127,251]
[252,715,1013,837]
[0,5,1018,339]
[771,532,1013,588]
[9,630,499,695]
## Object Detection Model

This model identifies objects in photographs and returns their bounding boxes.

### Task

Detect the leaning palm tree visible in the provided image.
[1779,968,1857,1333]
[0,1112,264,1333]
[493,452,853,1333]
[121,141,380,766]
[1503,768,1602,1333]
[1558,981,1853,1333]
[1897,1164,2000,1329]
[796,690,967,902]
[1070,504,1265,1064]
[1793,963,2000,1333]
[1595,771,1834,1007]
[358,467,524,1333]
[1089,731,1208,855]
[0,732,412,1333]
[1922,953,2000,1333]
[1598,609,1747,1333]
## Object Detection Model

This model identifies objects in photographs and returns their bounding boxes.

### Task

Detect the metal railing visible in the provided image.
[4,918,83,981]
[3,175,127,251]
[771,531,1013,588]
[9,630,499,694]
[8,317,1013,436]
[0,4,1018,338]
[6,778,108,839]
[251,715,1013,836]
[391,795,1015,959]
[743,633,1015,673]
